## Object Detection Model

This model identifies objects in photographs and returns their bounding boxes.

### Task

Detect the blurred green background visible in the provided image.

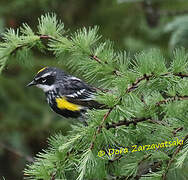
[1,0,188,179]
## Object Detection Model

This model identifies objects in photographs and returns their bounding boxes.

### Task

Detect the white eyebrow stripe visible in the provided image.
[41,72,52,78]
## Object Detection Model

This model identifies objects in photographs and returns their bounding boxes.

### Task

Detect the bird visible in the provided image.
[27,67,105,119]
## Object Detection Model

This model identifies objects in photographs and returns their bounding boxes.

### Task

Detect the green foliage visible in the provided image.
[165,15,188,49]
[134,49,167,75]
[1,13,188,180]
[0,27,39,72]
[176,144,188,168]
[170,48,188,73]
[38,13,65,37]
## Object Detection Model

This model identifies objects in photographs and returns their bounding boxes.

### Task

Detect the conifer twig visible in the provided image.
[90,108,113,149]
[39,34,62,42]
[90,72,180,148]
[126,74,153,93]
[90,55,102,64]
[126,72,188,94]
[90,74,153,149]
[90,55,120,76]
[172,127,183,136]
[174,72,188,78]
[0,34,60,62]
[106,117,151,129]
[156,96,188,106]
[106,94,188,129]
[162,134,188,180]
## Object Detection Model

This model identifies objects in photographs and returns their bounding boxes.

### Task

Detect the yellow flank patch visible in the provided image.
[56,97,81,111]
[37,67,48,74]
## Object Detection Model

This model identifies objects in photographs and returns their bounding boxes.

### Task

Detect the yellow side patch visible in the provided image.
[56,97,81,111]
[37,67,48,74]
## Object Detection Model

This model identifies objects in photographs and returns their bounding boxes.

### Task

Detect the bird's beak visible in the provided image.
[26,80,36,87]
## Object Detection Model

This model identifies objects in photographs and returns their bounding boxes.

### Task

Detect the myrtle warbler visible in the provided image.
[27,67,104,118]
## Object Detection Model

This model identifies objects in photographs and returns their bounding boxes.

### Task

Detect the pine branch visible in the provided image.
[89,70,145,149]
[90,76,188,148]
[106,117,151,129]
[126,72,188,94]
[174,72,188,78]
[162,134,188,180]
[173,127,183,136]
[90,55,102,64]
[90,108,113,149]
[106,94,188,130]
[0,34,56,63]
[126,74,153,93]
[39,34,62,42]
[90,75,151,139]
[156,95,188,106]
[148,119,168,126]
[90,55,121,76]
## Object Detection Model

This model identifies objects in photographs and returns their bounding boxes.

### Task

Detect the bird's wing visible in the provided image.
[62,77,95,100]
[59,77,104,109]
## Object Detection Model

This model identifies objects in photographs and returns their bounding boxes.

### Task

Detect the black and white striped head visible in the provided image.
[27,67,66,92]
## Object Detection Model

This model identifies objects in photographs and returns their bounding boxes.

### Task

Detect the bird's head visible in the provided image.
[27,67,65,92]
